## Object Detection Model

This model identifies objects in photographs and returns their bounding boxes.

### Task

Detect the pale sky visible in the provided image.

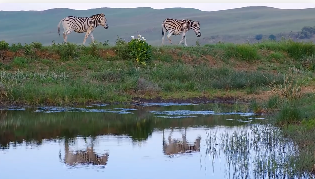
[0,3,315,12]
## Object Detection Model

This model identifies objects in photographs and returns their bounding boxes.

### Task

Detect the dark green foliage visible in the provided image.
[0,40,9,50]
[276,103,302,125]
[223,43,260,61]
[255,34,263,40]
[30,42,43,49]
[12,57,28,68]
[10,43,24,52]
[285,40,315,60]
[298,26,315,39]
[51,42,78,60]
[269,34,276,41]
[127,36,152,65]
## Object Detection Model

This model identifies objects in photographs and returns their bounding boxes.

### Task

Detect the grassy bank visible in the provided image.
[1,37,315,175]
[1,38,314,106]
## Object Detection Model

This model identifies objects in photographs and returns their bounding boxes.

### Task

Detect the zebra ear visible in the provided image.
[101,13,105,17]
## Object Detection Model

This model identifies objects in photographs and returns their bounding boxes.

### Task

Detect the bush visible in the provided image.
[298,26,315,39]
[255,34,263,41]
[30,42,43,49]
[51,42,78,60]
[0,40,9,50]
[127,35,152,65]
[269,34,276,41]
[10,43,24,52]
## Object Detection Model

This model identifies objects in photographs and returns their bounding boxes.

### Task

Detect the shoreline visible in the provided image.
[0,95,252,109]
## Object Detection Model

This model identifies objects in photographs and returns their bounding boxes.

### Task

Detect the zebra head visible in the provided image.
[96,153,109,165]
[188,20,201,37]
[91,13,108,29]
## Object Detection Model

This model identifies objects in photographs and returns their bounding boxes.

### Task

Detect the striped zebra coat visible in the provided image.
[161,18,201,46]
[57,13,109,44]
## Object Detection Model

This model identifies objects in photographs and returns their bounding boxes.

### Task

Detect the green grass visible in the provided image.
[1,39,315,106]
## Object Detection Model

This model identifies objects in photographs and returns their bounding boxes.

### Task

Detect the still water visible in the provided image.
[0,102,311,178]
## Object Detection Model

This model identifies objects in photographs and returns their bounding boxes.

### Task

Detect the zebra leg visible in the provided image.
[63,30,71,43]
[83,29,92,45]
[167,31,173,44]
[90,32,95,44]
[179,32,186,45]
[184,35,188,46]
[168,127,174,144]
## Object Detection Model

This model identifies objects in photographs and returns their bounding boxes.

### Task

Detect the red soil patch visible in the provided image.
[0,49,61,64]
[0,50,21,64]
[34,49,61,60]
[99,49,116,59]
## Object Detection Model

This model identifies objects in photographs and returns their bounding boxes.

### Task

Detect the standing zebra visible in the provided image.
[161,18,201,46]
[57,13,109,45]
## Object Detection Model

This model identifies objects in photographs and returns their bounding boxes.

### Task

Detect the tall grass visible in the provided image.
[0,62,285,105]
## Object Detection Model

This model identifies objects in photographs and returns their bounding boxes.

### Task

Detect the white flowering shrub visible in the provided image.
[127,34,152,65]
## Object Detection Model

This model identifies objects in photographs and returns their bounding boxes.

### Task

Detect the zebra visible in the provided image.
[57,13,109,45]
[161,18,201,46]
[162,128,201,157]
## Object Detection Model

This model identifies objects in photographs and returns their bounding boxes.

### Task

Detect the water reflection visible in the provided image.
[162,128,201,157]
[59,137,109,167]
[0,103,254,149]
[0,103,313,178]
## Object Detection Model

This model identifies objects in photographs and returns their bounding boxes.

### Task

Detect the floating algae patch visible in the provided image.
[248,117,265,120]
[150,110,216,116]
[237,119,253,123]
[150,110,256,119]
[34,106,137,114]
[91,103,109,107]
[0,106,26,111]
[214,112,255,116]
[155,115,198,119]
[140,102,197,107]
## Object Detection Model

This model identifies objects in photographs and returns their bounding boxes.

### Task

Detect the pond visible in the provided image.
[0,102,311,178]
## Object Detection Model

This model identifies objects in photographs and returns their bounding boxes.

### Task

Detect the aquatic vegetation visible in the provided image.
[205,124,312,178]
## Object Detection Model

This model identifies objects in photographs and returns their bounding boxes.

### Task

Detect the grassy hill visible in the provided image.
[1,6,315,45]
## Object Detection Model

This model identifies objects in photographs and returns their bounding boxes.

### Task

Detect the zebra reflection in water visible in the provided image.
[59,138,109,167]
[162,128,201,157]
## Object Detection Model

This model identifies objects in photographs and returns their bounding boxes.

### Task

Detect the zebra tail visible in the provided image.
[162,27,164,36]
[57,19,63,36]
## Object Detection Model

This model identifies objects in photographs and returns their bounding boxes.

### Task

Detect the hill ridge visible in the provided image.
[0,6,315,45]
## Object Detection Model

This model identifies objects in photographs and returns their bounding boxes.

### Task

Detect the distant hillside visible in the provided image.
[0,6,315,45]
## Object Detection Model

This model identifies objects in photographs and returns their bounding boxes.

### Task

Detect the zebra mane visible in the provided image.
[90,13,105,18]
